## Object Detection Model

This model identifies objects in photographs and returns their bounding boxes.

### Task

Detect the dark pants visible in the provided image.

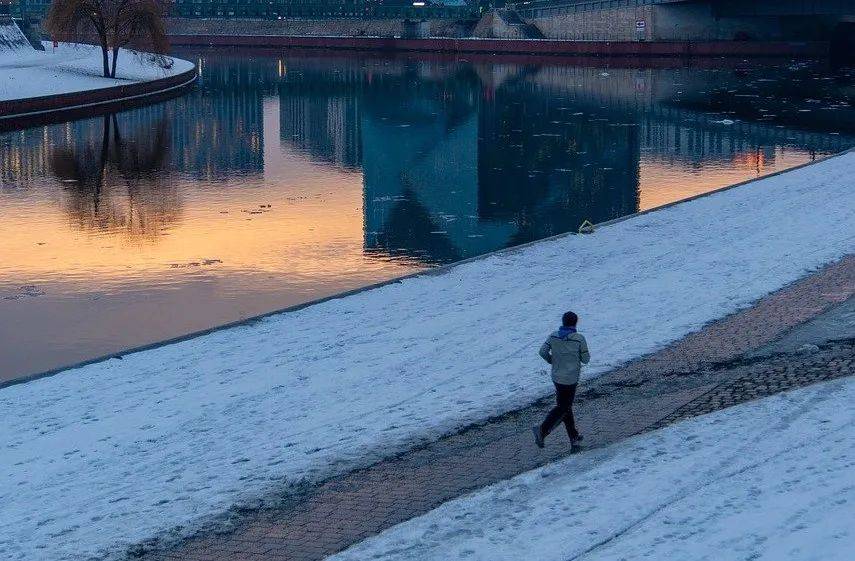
[539,382,579,440]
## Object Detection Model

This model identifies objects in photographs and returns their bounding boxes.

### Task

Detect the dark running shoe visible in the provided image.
[532,426,545,449]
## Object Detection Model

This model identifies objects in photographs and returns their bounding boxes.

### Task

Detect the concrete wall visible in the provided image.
[525,2,846,42]
[472,10,543,39]
[471,11,500,38]
[0,17,33,52]
[168,3,847,43]
[652,3,783,41]
[530,5,654,41]
[1,67,197,123]
[166,17,474,39]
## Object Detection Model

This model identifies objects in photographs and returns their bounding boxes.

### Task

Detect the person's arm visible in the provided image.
[539,339,552,364]
[579,336,590,364]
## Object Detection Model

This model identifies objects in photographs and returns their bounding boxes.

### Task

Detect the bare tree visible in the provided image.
[108,0,170,78]
[44,0,170,78]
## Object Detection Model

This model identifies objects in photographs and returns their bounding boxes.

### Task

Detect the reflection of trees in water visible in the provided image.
[51,114,181,242]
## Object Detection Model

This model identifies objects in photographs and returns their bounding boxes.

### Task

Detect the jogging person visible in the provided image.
[533,311,590,450]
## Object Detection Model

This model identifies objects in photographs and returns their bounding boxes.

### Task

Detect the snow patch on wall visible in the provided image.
[0,20,34,54]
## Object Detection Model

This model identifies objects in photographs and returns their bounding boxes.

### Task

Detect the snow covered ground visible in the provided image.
[329,375,855,561]
[1,152,854,561]
[0,20,32,53]
[0,41,194,102]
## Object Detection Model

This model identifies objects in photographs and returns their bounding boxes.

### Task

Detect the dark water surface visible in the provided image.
[1,49,853,382]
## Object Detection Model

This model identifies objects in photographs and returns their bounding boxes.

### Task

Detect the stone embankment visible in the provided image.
[471,9,545,40]
[0,38,197,126]
[166,17,474,39]
[0,65,197,129]
[167,11,829,58]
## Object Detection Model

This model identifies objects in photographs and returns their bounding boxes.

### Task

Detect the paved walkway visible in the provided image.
[141,256,854,561]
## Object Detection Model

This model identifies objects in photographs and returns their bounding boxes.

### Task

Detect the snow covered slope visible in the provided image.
[330,376,855,561]
[0,42,193,102]
[1,152,854,561]
[0,19,33,54]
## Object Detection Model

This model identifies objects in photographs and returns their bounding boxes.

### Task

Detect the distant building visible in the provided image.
[9,0,50,20]
[171,0,370,19]
[11,0,473,20]
[9,0,473,20]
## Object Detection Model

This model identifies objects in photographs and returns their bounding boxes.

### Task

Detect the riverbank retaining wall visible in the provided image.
[166,9,834,58]
[0,16,33,52]
[169,34,829,58]
[0,66,197,128]
[522,2,844,42]
[166,17,475,39]
[529,4,654,42]
[471,10,545,40]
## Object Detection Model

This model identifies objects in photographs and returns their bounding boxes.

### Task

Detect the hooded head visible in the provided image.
[562,311,578,328]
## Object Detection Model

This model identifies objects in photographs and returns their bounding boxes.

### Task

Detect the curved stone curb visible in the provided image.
[0,66,197,121]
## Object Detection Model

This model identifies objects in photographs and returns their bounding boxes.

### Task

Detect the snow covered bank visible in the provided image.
[1,152,854,560]
[0,20,33,54]
[330,375,855,561]
[0,42,194,102]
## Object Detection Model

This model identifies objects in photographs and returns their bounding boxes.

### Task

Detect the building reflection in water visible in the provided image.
[276,59,637,265]
[3,54,852,265]
[1,49,853,382]
[171,56,268,180]
[274,56,852,265]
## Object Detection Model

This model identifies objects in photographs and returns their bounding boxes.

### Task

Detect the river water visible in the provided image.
[1,49,853,383]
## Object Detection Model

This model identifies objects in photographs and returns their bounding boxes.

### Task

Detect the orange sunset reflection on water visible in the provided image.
[637,148,817,211]
[1,51,852,383]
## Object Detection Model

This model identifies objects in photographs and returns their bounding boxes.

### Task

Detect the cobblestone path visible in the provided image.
[648,339,854,430]
[142,256,854,561]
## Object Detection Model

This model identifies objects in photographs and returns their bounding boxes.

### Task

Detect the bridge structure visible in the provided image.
[714,0,855,17]
[512,0,855,49]
[515,0,855,16]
